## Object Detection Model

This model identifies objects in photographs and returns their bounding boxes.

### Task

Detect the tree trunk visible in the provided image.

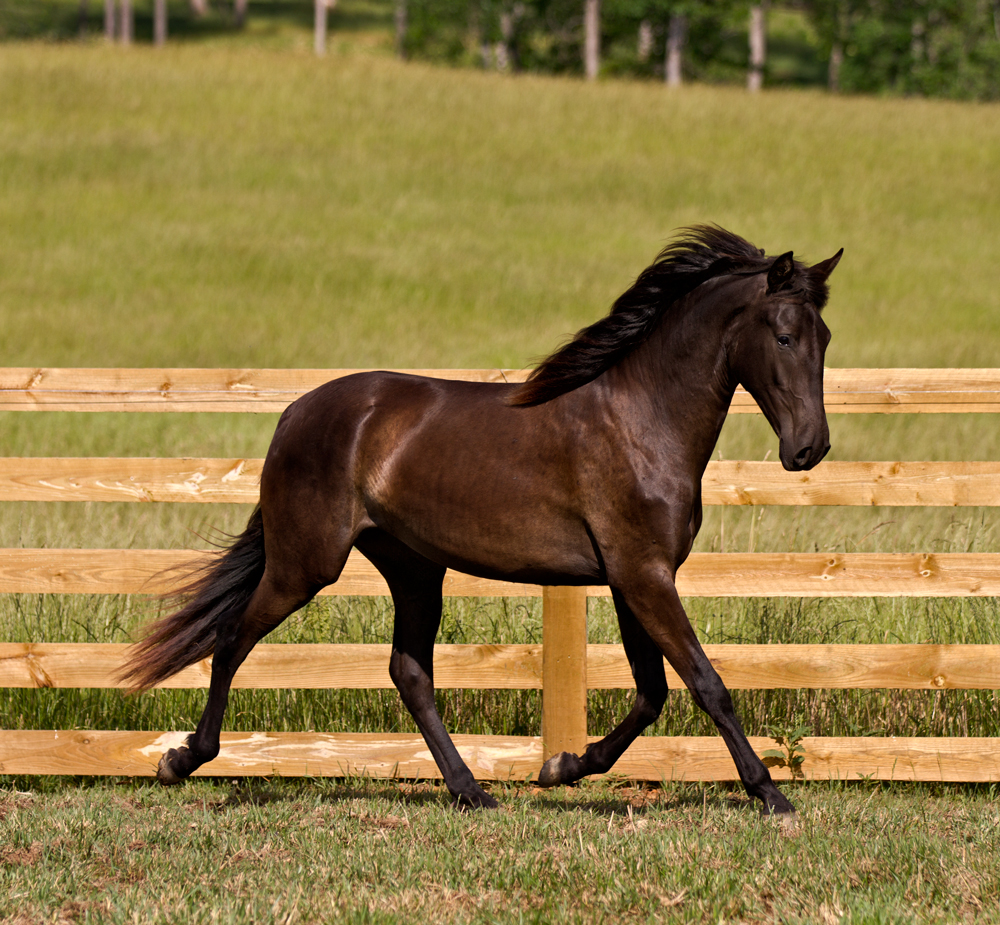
[747,3,767,92]
[314,0,327,55]
[189,0,209,15]
[234,0,248,28]
[584,0,600,80]
[104,0,115,40]
[119,0,133,45]
[828,42,843,91]
[665,13,686,86]
[497,9,516,72]
[78,0,89,36]
[637,20,653,63]
[154,0,168,45]
[395,0,407,58]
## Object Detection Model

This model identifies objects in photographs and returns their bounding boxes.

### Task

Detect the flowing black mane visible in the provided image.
[509,225,829,407]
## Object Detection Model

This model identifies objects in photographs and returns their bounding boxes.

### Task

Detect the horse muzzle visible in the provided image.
[780,438,831,472]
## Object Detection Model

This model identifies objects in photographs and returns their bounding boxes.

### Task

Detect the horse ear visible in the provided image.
[809,248,844,284]
[766,252,795,293]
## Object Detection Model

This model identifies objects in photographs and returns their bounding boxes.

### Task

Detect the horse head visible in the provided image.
[731,248,843,472]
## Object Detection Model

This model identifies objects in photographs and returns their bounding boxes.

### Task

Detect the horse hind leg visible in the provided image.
[156,564,324,784]
[538,590,668,787]
[357,532,498,810]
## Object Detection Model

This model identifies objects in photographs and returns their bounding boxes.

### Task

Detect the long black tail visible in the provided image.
[119,507,266,692]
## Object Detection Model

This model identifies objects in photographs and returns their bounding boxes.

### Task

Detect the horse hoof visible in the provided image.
[156,749,184,786]
[454,788,499,811]
[537,751,582,788]
[760,806,798,832]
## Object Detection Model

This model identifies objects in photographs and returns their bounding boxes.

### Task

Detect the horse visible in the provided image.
[122,225,842,817]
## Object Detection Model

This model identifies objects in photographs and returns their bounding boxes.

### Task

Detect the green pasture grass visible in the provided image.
[1,43,999,374]
[2,778,1000,924]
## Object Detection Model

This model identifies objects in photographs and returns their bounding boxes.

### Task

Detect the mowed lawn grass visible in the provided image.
[4,777,1000,925]
[3,37,1000,925]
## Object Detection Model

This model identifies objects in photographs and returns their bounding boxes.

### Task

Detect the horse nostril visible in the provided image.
[793,446,812,467]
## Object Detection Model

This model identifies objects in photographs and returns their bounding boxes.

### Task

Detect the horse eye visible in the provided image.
[777,335,792,348]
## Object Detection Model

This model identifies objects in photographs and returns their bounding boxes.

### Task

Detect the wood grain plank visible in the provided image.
[3,549,1000,597]
[585,643,1000,690]
[4,643,995,692]
[0,458,262,503]
[6,458,1000,506]
[701,460,1000,507]
[0,548,540,597]
[0,368,528,413]
[0,730,543,780]
[666,552,1000,598]
[541,586,588,759]
[2,731,997,781]
[3,368,1000,413]
[0,642,543,690]
[610,736,1000,783]
[730,368,1000,414]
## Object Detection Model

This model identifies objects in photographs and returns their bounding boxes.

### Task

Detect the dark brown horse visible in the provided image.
[123,226,842,817]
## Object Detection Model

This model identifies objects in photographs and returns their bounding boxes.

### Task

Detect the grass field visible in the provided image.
[2,21,1000,925]
[4,778,1000,924]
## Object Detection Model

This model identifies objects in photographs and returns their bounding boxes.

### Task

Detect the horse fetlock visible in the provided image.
[537,751,585,787]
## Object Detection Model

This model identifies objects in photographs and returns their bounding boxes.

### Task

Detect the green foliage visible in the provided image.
[810,0,1000,99]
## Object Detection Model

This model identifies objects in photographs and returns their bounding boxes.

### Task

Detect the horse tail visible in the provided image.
[119,507,266,692]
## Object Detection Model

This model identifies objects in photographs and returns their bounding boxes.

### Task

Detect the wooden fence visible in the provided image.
[1,367,999,783]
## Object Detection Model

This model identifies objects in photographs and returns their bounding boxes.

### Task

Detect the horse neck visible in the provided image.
[600,275,755,472]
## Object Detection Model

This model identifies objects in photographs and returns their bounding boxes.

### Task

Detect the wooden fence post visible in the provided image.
[542,586,588,761]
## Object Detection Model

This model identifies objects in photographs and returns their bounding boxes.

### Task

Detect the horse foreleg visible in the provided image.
[157,571,315,784]
[538,590,667,787]
[624,572,795,817]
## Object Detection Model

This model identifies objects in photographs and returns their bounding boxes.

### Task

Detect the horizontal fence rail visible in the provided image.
[5,731,1000,783]
[2,368,999,785]
[4,549,1000,598]
[5,458,1000,506]
[3,367,1000,413]
[2,642,997,691]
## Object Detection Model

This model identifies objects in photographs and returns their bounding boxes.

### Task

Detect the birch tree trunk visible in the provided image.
[154,0,168,45]
[395,0,407,58]
[747,3,767,92]
[828,42,843,91]
[234,0,248,28]
[119,0,133,45]
[189,0,209,15]
[584,0,600,80]
[666,13,686,86]
[637,20,653,62]
[104,0,115,40]
[314,0,327,55]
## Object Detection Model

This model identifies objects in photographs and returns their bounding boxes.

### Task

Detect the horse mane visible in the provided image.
[508,224,829,407]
